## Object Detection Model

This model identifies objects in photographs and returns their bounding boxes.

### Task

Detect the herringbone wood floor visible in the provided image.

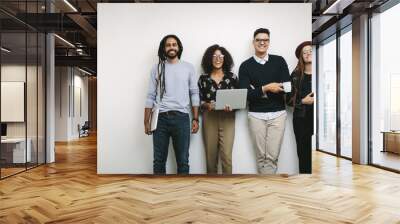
[1,134,400,224]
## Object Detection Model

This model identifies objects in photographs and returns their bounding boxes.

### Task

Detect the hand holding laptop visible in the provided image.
[223,105,233,112]
[204,101,232,112]
[203,101,216,111]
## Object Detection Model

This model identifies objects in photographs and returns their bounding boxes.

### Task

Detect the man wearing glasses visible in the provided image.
[239,28,290,174]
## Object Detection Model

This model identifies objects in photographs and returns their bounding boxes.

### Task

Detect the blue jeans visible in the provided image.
[153,111,190,174]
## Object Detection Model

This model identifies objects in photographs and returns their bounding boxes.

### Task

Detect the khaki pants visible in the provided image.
[248,113,286,174]
[202,110,235,174]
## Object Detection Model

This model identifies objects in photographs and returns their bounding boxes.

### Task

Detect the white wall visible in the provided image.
[55,67,69,141]
[98,3,312,174]
[1,82,24,122]
[55,67,89,141]
[1,66,26,126]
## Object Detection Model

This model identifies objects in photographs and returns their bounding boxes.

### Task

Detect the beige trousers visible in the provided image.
[248,113,287,174]
[202,110,235,174]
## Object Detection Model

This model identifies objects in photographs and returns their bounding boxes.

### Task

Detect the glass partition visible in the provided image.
[1,31,28,177]
[0,1,46,179]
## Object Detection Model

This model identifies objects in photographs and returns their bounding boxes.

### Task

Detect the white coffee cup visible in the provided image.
[283,82,292,93]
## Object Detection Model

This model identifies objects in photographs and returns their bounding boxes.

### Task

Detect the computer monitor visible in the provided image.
[1,123,7,137]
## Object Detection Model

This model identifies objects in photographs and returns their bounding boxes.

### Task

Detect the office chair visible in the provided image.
[79,121,90,138]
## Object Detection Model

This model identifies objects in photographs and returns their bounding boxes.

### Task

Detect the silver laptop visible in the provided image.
[215,89,247,110]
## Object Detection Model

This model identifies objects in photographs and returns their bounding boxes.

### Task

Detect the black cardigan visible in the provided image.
[238,55,290,112]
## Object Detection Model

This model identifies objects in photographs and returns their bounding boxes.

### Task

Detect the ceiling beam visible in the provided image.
[67,13,97,40]
[55,55,96,70]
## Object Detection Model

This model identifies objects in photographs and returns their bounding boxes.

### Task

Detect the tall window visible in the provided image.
[339,27,352,158]
[317,36,337,154]
[371,3,400,171]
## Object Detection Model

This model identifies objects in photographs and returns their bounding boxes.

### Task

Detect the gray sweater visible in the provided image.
[145,60,200,114]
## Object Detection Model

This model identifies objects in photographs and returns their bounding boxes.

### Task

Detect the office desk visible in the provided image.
[382,131,400,154]
[1,138,32,163]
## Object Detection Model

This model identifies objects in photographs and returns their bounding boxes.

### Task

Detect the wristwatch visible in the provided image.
[192,118,199,122]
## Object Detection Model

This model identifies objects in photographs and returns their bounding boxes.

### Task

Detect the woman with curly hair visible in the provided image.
[198,44,238,174]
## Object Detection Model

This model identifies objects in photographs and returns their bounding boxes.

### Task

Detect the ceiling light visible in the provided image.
[63,0,78,12]
[54,34,75,48]
[1,47,11,53]
[78,67,93,76]
[322,0,354,15]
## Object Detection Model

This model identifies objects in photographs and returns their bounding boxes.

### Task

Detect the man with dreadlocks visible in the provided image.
[144,34,200,175]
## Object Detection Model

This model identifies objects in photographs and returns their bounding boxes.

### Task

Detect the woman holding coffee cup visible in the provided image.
[287,41,314,174]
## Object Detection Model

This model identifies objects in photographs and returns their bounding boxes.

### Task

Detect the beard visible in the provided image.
[166,49,178,59]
